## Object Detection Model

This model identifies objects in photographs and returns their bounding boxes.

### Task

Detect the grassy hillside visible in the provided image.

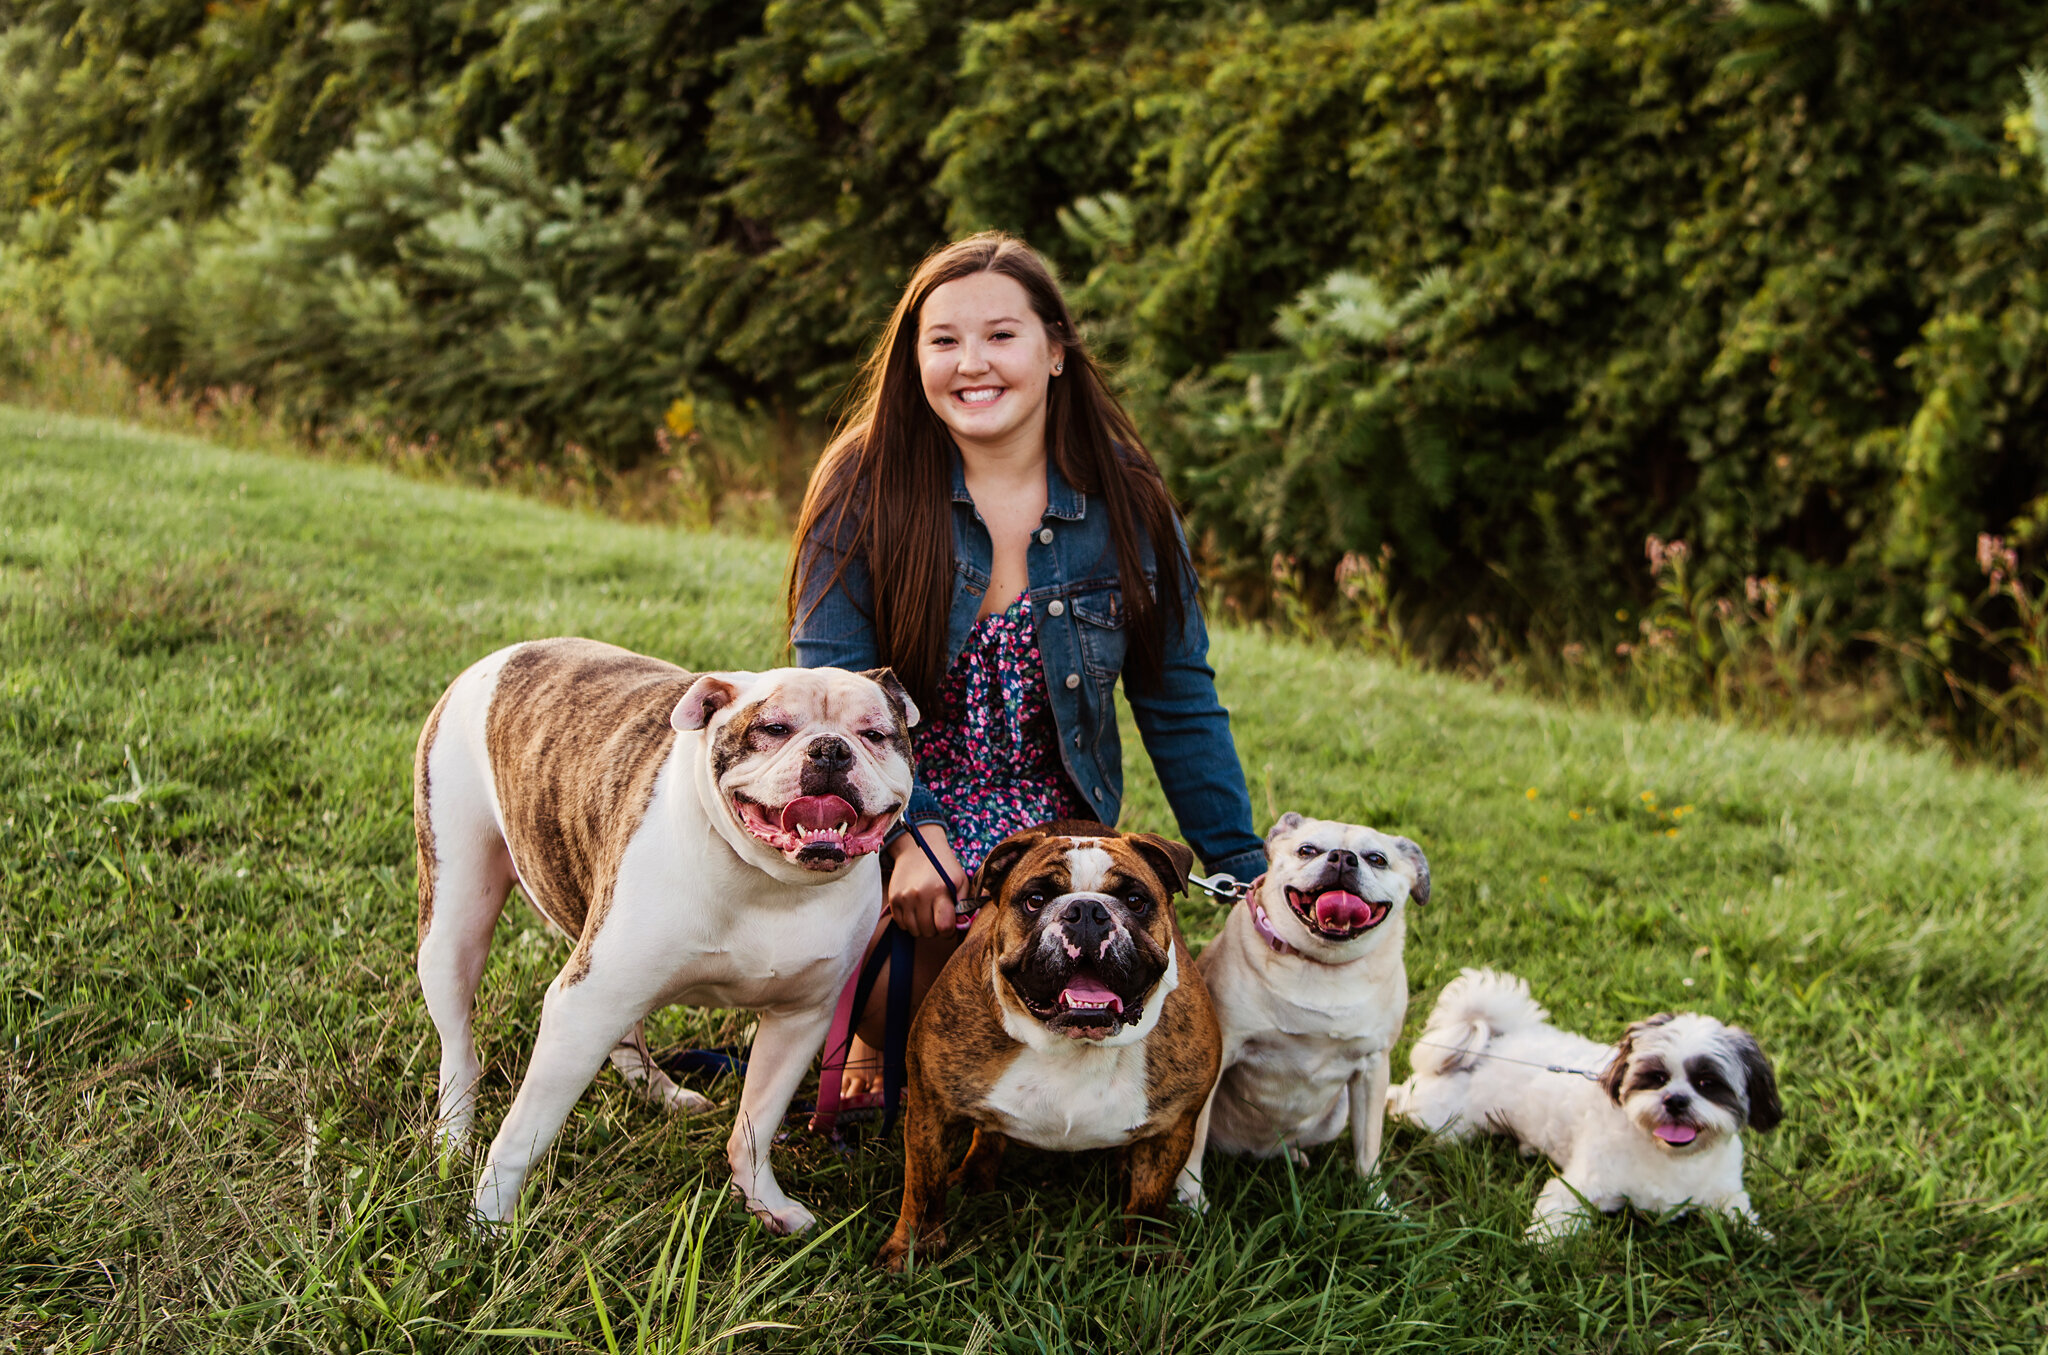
[2,407,2043,1351]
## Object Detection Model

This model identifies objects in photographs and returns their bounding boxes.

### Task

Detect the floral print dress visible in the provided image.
[916,596,1088,874]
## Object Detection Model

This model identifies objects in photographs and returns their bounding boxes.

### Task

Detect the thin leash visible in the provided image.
[1408,1039,1605,1081]
[1191,871,1604,1081]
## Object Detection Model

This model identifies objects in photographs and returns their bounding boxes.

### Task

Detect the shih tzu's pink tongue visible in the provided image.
[1314,890,1385,930]
[1654,1123,1699,1145]
[779,795,857,834]
[1058,977,1125,1014]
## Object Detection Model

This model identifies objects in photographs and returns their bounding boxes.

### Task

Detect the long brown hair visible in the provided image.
[786,232,1190,716]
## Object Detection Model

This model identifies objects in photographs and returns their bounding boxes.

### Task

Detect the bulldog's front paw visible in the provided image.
[1357,1180,1407,1217]
[750,1199,816,1236]
[1172,1169,1208,1215]
[732,1183,815,1236]
[660,1085,716,1115]
[874,1224,945,1272]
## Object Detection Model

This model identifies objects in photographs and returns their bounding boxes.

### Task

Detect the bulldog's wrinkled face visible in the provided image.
[1598,1013,1783,1152]
[975,822,1194,1043]
[1262,812,1430,951]
[674,666,918,874]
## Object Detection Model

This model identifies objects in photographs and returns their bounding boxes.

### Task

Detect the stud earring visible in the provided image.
[1052,363,1064,376]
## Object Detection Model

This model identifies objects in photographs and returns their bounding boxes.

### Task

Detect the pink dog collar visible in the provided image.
[1242,874,1304,958]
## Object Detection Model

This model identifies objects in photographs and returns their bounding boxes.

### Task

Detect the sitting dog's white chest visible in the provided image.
[980,1042,1153,1151]
[1235,1028,1384,1085]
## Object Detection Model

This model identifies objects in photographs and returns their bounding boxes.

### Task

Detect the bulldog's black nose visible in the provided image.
[1061,896,1116,948]
[1328,848,1359,867]
[805,737,852,769]
[1663,1093,1692,1115]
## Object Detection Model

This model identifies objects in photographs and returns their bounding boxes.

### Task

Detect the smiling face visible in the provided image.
[1260,813,1430,955]
[675,667,918,877]
[974,822,1193,1044]
[917,271,1064,459]
[1598,1013,1784,1152]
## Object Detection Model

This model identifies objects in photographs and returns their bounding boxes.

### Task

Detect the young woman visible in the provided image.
[788,232,1265,1102]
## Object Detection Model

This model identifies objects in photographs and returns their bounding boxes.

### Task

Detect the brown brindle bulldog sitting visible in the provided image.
[875,820,1221,1272]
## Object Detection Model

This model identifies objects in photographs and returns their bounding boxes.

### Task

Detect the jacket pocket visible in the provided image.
[1072,587,1126,681]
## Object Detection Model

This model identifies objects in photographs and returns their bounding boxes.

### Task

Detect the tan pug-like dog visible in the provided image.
[415,637,916,1234]
[876,821,1220,1271]
[1177,812,1429,1208]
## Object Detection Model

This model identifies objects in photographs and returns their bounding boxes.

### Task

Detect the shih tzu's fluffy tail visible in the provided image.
[1412,968,1548,1075]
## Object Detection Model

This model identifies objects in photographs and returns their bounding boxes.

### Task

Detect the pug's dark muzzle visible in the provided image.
[999,894,1168,1041]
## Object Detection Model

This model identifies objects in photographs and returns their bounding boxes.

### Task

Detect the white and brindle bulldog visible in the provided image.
[1177,813,1429,1207]
[876,821,1220,1271]
[412,637,916,1233]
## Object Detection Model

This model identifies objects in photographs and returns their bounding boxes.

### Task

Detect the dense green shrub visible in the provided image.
[3,0,2048,738]
[1045,2,2048,667]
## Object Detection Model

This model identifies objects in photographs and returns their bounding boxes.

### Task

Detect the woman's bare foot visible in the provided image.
[840,1034,885,1101]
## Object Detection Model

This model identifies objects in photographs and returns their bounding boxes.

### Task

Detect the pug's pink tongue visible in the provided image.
[1059,977,1124,1013]
[1654,1123,1699,1145]
[1314,891,1383,930]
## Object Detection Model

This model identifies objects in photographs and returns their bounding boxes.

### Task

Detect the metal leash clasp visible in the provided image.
[1188,872,1254,902]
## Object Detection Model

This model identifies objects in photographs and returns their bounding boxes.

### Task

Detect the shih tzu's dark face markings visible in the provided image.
[1600,1011,1782,1151]
[1683,1055,1742,1119]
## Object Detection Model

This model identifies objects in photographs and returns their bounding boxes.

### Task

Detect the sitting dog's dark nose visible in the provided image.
[805,737,852,769]
[1062,897,1116,947]
[1329,848,1359,867]
[1663,1093,1692,1115]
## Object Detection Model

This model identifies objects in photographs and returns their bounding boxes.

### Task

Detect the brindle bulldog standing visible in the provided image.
[875,821,1220,1271]
[415,637,917,1233]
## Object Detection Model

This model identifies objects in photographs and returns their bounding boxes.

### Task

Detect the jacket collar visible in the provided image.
[948,445,1087,521]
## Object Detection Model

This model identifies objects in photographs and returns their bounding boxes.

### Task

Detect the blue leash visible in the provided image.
[830,828,961,1135]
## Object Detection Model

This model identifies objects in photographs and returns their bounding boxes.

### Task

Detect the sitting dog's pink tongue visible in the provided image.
[779,795,857,834]
[1314,890,1384,931]
[1654,1123,1699,1145]
[1058,977,1125,1014]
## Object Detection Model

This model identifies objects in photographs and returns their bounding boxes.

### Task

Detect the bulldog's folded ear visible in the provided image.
[860,666,920,730]
[1131,833,1194,897]
[672,672,754,731]
[970,826,1049,905]
[1392,835,1431,904]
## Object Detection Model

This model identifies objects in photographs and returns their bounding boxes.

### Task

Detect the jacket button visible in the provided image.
[1038,527,1054,544]
[1046,599,1065,617]
[1093,787,1105,800]
[1065,673,1081,690]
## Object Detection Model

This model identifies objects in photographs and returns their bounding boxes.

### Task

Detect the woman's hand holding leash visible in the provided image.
[885,825,968,936]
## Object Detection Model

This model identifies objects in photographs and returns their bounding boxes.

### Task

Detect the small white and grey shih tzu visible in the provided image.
[1386,969,1782,1240]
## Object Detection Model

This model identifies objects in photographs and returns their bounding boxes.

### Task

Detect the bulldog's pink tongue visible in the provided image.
[1058,977,1125,1014]
[779,795,857,834]
[1654,1123,1699,1145]
[1314,890,1384,930]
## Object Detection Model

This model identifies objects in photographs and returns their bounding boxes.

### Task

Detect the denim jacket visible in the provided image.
[791,452,1266,884]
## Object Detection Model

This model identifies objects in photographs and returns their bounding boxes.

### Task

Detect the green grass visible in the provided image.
[2,405,2044,1352]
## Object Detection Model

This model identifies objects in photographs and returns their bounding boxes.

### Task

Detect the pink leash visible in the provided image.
[809,830,970,1138]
